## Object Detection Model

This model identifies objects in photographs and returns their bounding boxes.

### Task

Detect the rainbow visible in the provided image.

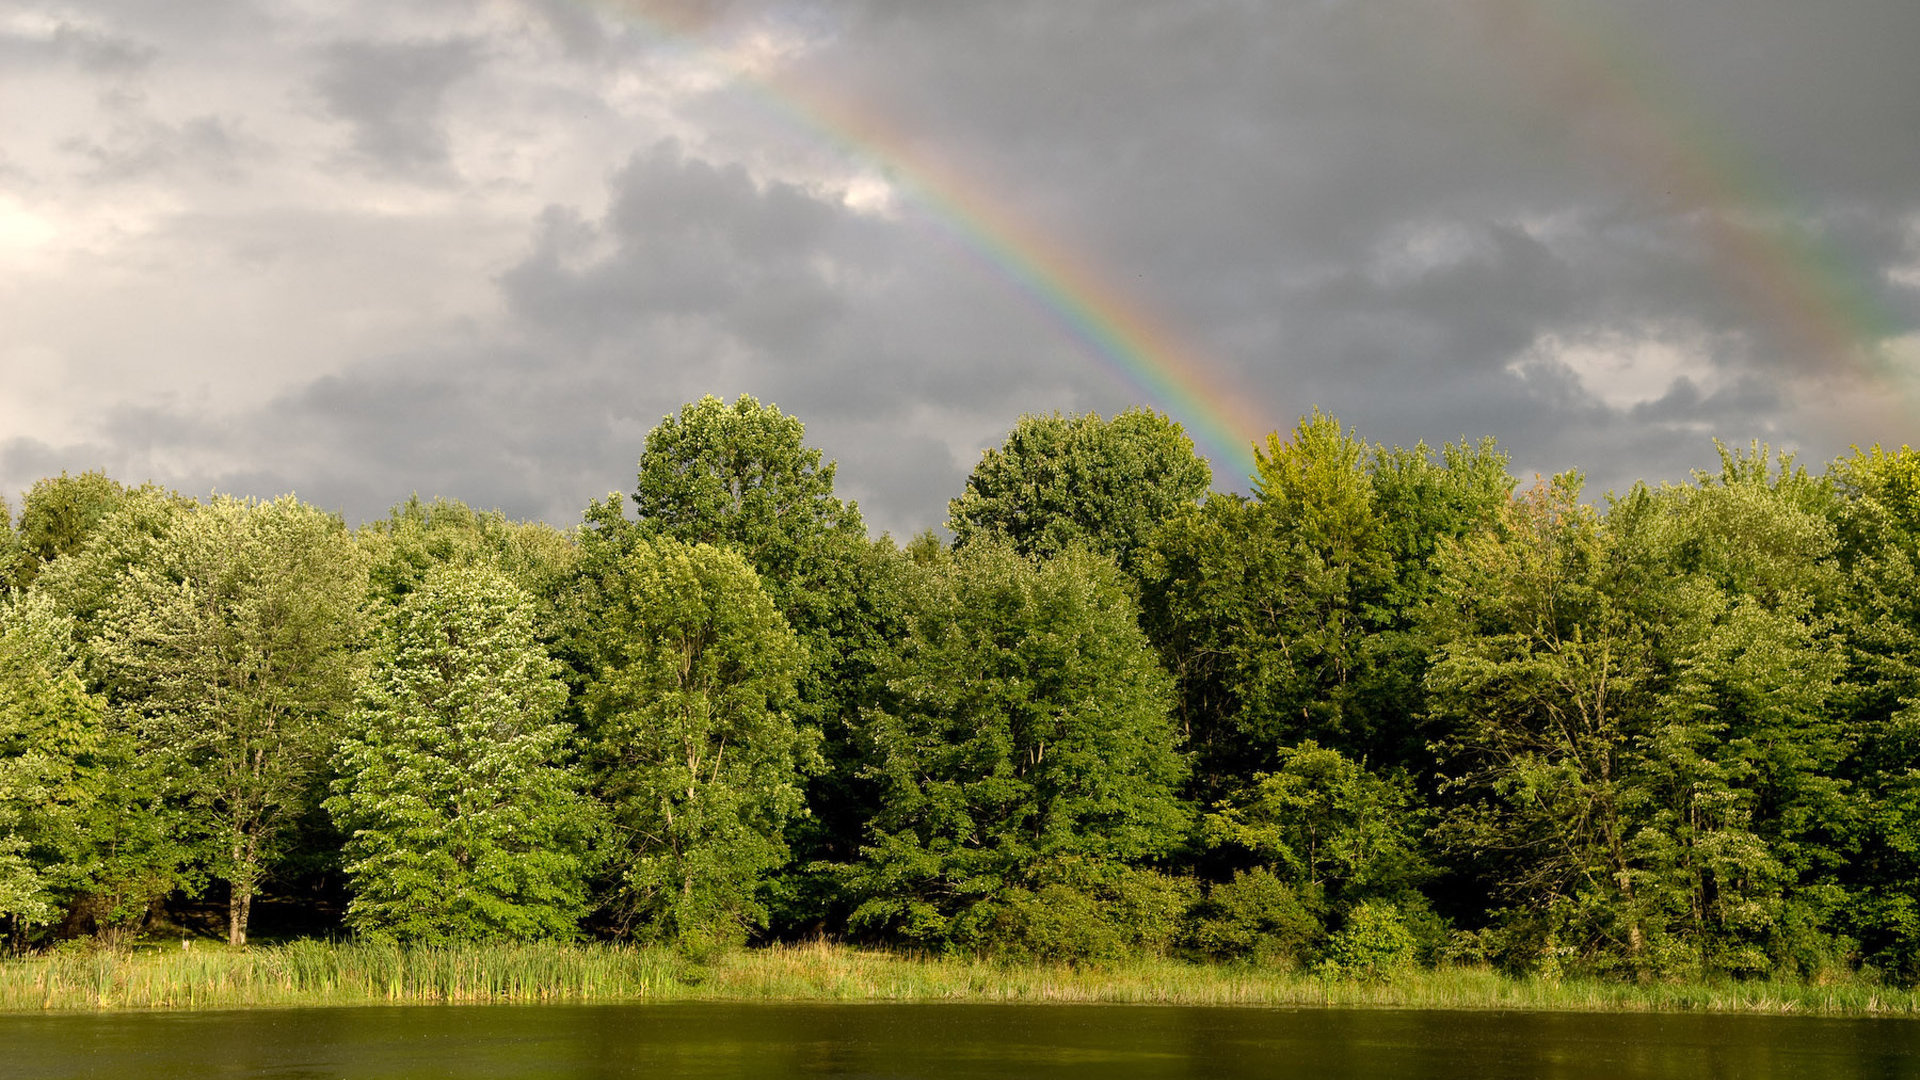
[1468,0,1911,408]
[562,1,1914,478]
[562,1,1270,480]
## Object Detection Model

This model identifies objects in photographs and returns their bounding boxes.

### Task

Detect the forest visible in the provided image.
[3,394,1918,987]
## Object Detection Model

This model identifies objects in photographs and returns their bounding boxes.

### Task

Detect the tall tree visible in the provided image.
[594,394,886,930]
[948,408,1211,572]
[1425,474,1661,972]
[848,543,1189,952]
[32,485,192,658]
[0,591,189,946]
[1429,454,1850,978]
[1598,447,1850,976]
[1140,416,1511,795]
[0,594,105,941]
[327,565,590,943]
[622,394,866,575]
[94,495,366,945]
[1831,444,1920,981]
[568,537,814,950]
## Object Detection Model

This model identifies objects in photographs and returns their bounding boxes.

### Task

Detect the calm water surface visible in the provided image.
[5,1002,1916,1079]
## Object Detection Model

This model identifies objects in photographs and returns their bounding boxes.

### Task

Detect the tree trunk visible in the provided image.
[228,843,255,947]
[228,888,251,947]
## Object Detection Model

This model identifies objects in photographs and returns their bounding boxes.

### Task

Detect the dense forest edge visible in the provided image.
[5,395,1920,1011]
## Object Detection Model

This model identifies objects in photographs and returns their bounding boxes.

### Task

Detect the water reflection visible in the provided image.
[8,1002,1917,1079]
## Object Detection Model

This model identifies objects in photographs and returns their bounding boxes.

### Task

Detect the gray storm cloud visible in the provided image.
[2,0,1916,534]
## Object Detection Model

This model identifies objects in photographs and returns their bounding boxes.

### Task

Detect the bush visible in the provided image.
[1322,901,1416,980]
[1395,894,1454,968]
[959,863,1198,963]
[1190,868,1322,968]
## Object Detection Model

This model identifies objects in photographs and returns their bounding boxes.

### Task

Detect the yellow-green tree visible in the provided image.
[328,565,590,942]
[94,495,366,945]
[0,594,107,941]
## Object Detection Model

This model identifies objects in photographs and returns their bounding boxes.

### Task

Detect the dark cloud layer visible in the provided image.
[4,0,1917,535]
[314,37,481,175]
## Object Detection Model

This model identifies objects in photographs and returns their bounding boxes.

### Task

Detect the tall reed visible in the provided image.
[4,940,1917,1015]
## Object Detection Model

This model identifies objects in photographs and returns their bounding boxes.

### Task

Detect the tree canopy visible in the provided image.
[327,565,589,943]
[948,408,1210,572]
[848,542,1188,955]
[566,536,814,950]
[4,408,1918,986]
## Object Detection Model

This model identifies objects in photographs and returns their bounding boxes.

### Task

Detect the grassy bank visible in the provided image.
[3,940,1916,1016]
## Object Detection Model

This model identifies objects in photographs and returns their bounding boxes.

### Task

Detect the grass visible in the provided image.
[3,939,1917,1015]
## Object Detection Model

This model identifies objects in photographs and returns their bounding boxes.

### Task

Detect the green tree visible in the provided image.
[948,408,1211,572]
[1429,454,1851,978]
[93,495,366,945]
[568,537,815,949]
[359,495,577,614]
[1242,410,1397,754]
[0,594,105,939]
[1192,741,1426,968]
[1204,741,1426,905]
[0,592,189,946]
[621,394,866,582]
[1425,474,1661,973]
[1139,414,1505,791]
[1624,447,1851,976]
[1365,436,1515,760]
[591,394,887,931]
[848,543,1189,953]
[32,485,192,659]
[608,393,870,739]
[11,471,131,590]
[1831,444,1920,981]
[327,565,590,943]
[0,497,18,591]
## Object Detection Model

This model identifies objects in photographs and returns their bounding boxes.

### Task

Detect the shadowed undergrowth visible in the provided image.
[4,941,1918,1015]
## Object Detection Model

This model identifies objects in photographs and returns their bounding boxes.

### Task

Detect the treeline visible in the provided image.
[2,395,1917,985]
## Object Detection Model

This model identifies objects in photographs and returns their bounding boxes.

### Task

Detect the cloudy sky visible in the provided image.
[4,0,1917,536]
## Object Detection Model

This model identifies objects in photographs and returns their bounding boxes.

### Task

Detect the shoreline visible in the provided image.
[4,941,1916,1017]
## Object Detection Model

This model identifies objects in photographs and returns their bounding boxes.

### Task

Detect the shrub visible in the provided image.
[1190,868,1322,968]
[1322,901,1416,980]
[960,864,1198,963]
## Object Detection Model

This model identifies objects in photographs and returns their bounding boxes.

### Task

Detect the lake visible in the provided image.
[5,1002,1915,1079]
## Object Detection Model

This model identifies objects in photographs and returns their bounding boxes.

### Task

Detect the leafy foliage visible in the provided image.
[0,592,191,945]
[1323,901,1418,980]
[1428,454,1855,978]
[11,472,132,590]
[948,408,1210,571]
[91,495,366,945]
[1190,867,1322,967]
[360,495,577,612]
[0,595,105,930]
[5,407,1917,987]
[1140,415,1509,793]
[567,536,815,950]
[1204,741,1426,903]
[848,543,1188,952]
[603,393,892,932]
[328,566,589,943]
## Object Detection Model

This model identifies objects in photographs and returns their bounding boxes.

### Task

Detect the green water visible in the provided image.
[4,1003,1915,1079]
